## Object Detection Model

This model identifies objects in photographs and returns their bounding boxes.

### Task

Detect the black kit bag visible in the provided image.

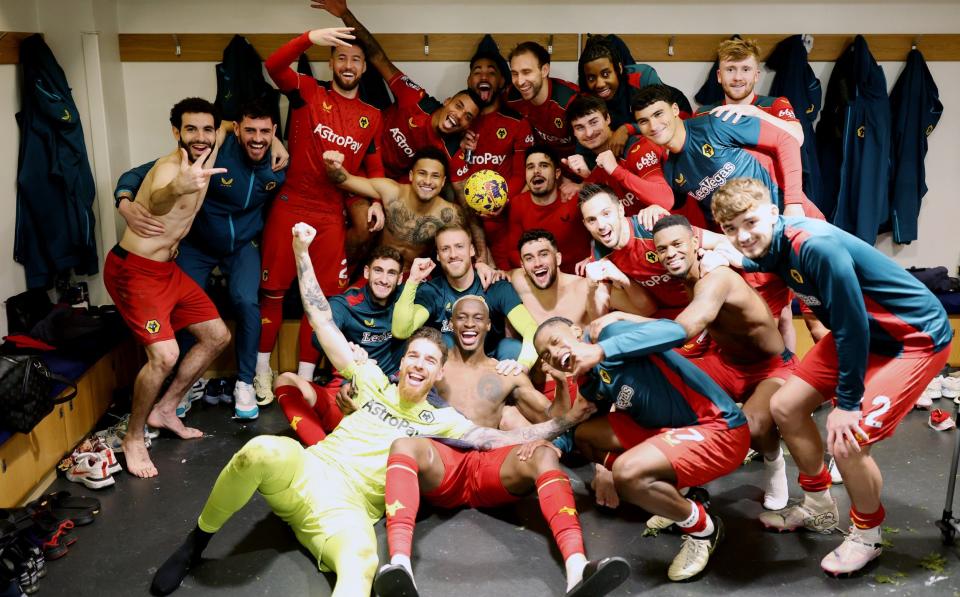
[0,355,76,433]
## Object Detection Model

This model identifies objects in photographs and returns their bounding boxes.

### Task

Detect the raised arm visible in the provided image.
[391,258,435,339]
[323,149,400,201]
[312,0,400,80]
[292,223,357,373]
[265,28,355,91]
[147,149,227,216]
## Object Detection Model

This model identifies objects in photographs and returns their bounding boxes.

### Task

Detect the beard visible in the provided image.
[179,138,215,164]
[333,70,361,92]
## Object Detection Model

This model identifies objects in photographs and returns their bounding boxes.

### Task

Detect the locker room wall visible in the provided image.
[1,0,958,337]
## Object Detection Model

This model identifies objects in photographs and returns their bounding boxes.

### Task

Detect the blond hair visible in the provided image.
[717,38,761,63]
[711,178,773,224]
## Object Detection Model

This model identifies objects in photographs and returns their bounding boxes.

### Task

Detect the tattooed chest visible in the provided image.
[386,202,459,245]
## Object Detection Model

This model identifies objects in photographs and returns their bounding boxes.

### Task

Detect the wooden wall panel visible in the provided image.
[117,32,960,63]
[118,33,580,62]
[0,32,37,64]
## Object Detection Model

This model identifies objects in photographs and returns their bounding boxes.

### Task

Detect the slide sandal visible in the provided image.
[46,491,101,526]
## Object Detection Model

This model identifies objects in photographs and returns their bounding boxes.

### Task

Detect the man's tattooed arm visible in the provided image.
[457,416,573,451]
[293,244,357,374]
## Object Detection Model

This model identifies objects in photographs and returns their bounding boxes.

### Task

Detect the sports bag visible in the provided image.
[0,355,76,433]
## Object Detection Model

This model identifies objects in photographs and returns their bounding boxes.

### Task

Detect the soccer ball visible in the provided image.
[463,169,509,216]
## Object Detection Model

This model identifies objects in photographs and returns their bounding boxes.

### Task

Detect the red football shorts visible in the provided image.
[693,349,797,402]
[675,329,713,359]
[795,333,951,445]
[608,412,750,488]
[259,197,348,295]
[742,272,792,315]
[423,442,518,509]
[541,376,579,407]
[104,245,220,345]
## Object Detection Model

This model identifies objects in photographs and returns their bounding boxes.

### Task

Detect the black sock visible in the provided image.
[150,527,213,596]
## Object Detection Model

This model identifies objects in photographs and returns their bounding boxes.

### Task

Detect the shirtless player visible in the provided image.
[510,230,592,329]
[323,147,469,269]
[375,296,629,597]
[592,214,794,510]
[103,98,231,477]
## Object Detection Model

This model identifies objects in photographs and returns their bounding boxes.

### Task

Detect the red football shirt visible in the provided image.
[506,77,579,157]
[265,33,383,215]
[453,107,534,194]
[506,189,592,274]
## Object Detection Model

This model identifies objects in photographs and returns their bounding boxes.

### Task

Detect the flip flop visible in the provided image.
[373,564,419,597]
[565,557,631,597]
[46,491,101,526]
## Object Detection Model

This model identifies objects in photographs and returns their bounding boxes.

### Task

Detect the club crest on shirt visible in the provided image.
[599,369,612,384]
[701,143,715,158]
[359,116,370,129]
[554,117,563,129]
[645,251,658,264]
[265,181,277,191]
[616,385,634,409]
[789,269,804,284]
[145,320,161,334]
[496,127,507,140]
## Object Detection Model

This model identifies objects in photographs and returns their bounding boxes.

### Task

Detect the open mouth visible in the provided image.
[596,87,612,99]
[477,81,494,102]
[443,115,459,130]
[531,175,546,186]
[417,184,435,194]
[406,371,426,387]
[532,266,549,284]
[598,228,614,245]
[559,352,571,370]
[666,256,684,270]
[459,330,479,347]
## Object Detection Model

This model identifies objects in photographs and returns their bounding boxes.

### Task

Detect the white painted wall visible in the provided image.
[1,0,958,339]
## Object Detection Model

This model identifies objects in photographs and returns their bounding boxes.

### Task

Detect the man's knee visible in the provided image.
[530,444,561,474]
[147,345,180,374]
[276,372,300,389]
[202,320,231,350]
[390,437,429,460]
[234,435,298,473]
[611,452,656,492]
[769,388,809,428]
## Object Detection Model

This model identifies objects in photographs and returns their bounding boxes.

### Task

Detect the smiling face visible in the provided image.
[468,58,504,106]
[364,256,402,302]
[580,192,626,249]
[330,44,366,92]
[583,57,620,100]
[451,297,491,353]
[520,237,560,290]
[235,115,275,163]
[510,51,548,102]
[524,152,559,198]
[174,112,217,163]
[570,109,612,152]
[718,201,779,260]
[534,320,581,373]
[409,158,446,202]
[397,337,445,400]
[436,228,475,281]
[717,56,760,103]
[634,100,681,148]
[437,93,479,134]
[653,224,698,278]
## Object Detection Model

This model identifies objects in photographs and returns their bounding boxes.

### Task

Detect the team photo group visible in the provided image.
[98,1,952,595]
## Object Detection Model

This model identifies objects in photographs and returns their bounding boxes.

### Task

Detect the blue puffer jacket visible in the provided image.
[114,134,284,257]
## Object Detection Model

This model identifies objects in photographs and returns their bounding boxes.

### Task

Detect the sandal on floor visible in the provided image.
[45,492,100,526]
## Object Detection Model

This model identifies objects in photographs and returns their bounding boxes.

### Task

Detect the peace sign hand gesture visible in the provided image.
[175,148,227,195]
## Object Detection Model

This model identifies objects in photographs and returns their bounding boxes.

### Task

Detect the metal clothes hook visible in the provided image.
[667,35,675,57]
[423,34,429,56]
[547,34,553,55]
[172,34,181,57]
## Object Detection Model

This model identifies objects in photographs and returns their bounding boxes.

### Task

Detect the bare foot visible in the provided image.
[147,408,204,439]
[591,464,620,509]
[122,436,158,478]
